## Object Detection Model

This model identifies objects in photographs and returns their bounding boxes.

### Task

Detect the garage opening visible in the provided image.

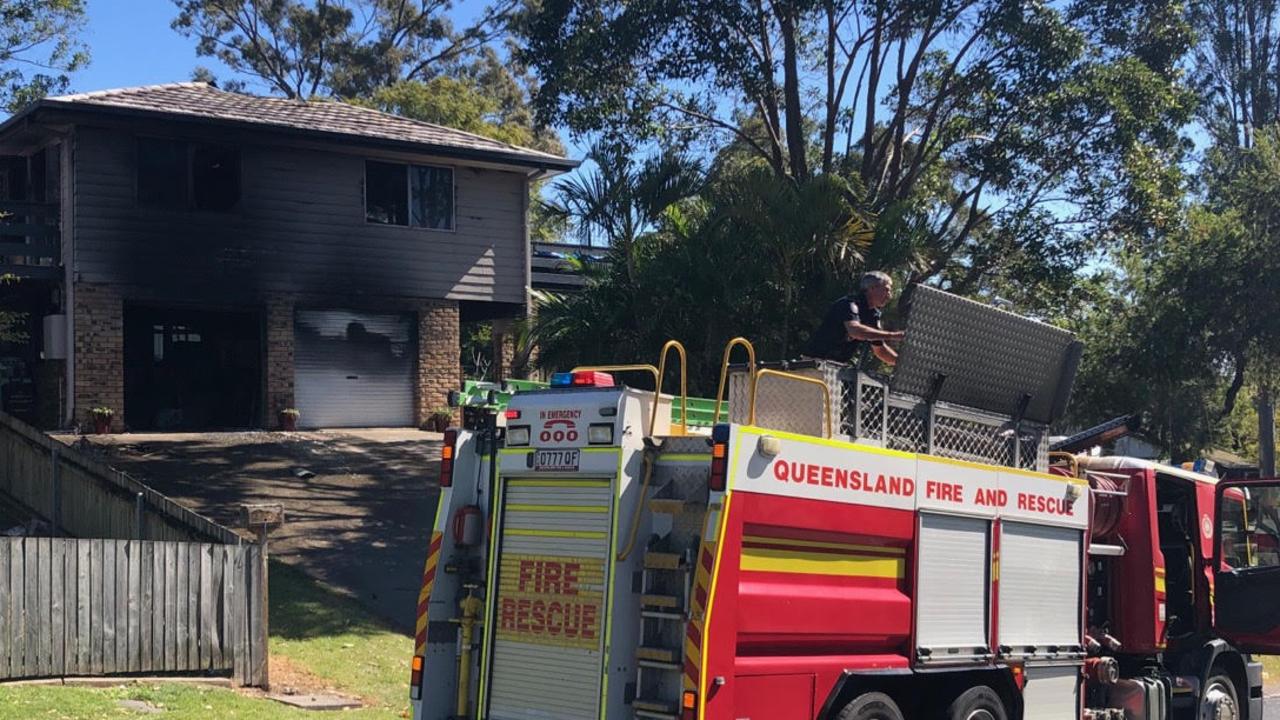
[124,306,263,430]
[294,309,416,428]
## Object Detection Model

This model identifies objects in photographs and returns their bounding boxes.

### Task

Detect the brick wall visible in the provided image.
[417,299,460,427]
[264,294,296,427]
[72,283,123,430]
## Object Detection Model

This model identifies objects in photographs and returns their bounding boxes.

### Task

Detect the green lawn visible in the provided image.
[0,561,413,720]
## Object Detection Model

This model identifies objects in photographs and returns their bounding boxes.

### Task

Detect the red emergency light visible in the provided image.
[572,371,615,387]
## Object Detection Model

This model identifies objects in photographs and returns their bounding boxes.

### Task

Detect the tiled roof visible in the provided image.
[42,82,574,169]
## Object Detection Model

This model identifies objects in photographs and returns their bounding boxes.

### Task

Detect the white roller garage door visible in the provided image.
[294,309,416,428]
[486,478,613,720]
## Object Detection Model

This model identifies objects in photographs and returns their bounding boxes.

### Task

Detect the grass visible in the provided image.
[0,561,413,720]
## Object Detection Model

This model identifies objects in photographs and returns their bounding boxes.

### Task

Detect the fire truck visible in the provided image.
[409,286,1279,720]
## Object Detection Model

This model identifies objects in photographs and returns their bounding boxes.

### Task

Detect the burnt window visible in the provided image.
[366,160,454,230]
[137,138,240,211]
[365,160,408,225]
[138,137,188,208]
[192,144,240,211]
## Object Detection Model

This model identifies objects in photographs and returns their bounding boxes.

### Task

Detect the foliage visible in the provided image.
[0,273,28,344]
[532,145,874,392]
[171,0,514,99]
[0,0,88,112]
[518,0,1194,300]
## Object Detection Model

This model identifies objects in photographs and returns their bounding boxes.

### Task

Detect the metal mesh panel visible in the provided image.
[932,410,1014,466]
[854,375,886,442]
[886,401,927,453]
[751,369,832,437]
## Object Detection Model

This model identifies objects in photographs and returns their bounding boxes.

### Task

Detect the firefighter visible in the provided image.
[803,271,905,367]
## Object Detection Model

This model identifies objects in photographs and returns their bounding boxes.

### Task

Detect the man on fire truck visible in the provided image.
[803,270,905,366]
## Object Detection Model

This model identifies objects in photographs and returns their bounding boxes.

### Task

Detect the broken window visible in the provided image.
[137,137,240,211]
[366,160,454,230]
[138,137,188,208]
[365,160,408,225]
[192,144,240,211]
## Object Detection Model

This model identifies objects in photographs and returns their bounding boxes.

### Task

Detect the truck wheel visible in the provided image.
[1202,674,1240,720]
[836,691,905,720]
[946,686,1008,720]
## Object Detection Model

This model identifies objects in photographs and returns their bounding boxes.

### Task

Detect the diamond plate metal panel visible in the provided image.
[893,285,1080,424]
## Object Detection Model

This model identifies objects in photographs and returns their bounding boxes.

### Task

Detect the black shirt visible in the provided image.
[804,293,882,362]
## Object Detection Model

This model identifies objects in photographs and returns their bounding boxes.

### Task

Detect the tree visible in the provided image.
[0,0,88,111]
[518,0,1193,298]
[171,0,515,99]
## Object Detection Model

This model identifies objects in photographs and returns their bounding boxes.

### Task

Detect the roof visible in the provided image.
[7,82,577,171]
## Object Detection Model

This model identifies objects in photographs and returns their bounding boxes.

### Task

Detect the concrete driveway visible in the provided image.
[56,429,442,634]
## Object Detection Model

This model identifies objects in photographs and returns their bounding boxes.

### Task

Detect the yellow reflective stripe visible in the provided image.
[507,479,611,488]
[506,528,608,540]
[582,447,620,454]
[699,491,732,716]
[741,534,906,556]
[499,448,533,455]
[1155,576,1167,593]
[505,503,608,514]
[740,546,905,579]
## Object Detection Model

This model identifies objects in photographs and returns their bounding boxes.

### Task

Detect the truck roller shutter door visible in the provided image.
[486,479,614,720]
[915,513,990,658]
[999,522,1083,654]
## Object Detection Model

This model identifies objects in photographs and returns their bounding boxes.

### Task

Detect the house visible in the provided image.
[0,82,577,431]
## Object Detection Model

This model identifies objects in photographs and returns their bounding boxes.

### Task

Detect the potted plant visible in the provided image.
[278,408,300,431]
[90,407,114,435]
[429,407,453,432]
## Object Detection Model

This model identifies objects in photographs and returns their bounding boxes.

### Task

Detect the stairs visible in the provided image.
[630,459,709,720]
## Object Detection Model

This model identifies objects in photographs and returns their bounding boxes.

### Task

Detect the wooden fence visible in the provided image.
[0,411,240,544]
[0,413,267,685]
[0,537,266,685]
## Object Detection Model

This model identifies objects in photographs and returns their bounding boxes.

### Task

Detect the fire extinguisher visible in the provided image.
[452,505,483,548]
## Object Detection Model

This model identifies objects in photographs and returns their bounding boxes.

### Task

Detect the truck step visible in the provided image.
[643,551,685,570]
[638,658,683,672]
[634,709,679,720]
[633,698,678,718]
[648,498,687,515]
[636,646,679,663]
[641,609,686,621]
[641,593,682,609]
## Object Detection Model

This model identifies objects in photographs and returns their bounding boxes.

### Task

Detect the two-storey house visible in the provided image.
[0,82,576,431]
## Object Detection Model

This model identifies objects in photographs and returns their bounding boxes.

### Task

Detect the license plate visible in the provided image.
[532,448,580,472]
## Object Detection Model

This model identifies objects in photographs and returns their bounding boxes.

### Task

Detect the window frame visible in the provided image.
[135,135,242,214]
[363,159,456,233]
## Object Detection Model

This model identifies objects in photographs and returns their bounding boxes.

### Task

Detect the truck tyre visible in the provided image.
[1202,673,1240,720]
[946,686,1008,720]
[836,691,905,720]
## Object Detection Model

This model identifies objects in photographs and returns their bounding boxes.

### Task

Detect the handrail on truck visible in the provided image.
[713,337,756,426]
[574,341,691,438]
[750,368,832,438]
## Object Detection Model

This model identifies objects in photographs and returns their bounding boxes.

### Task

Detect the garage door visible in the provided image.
[294,309,416,428]
[486,478,613,720]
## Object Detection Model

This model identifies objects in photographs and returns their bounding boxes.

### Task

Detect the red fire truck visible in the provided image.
[409,287,1279,720]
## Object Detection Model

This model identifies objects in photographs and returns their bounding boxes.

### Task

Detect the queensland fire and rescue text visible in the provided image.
[769,458,1078,517]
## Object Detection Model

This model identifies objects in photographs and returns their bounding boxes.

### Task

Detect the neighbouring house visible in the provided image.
[0,82,576,431]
